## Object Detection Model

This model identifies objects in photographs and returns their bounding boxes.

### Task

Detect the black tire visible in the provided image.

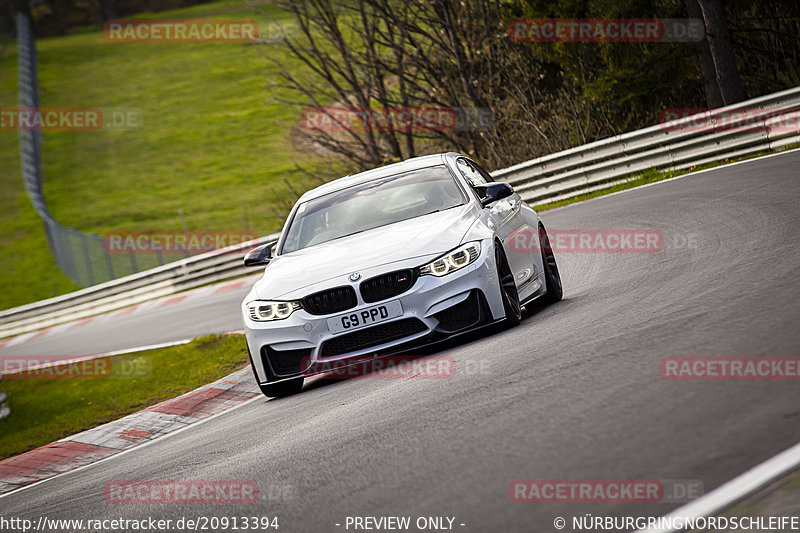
[257,377,304,398]
[496,243,522,326]
[539,224,563,304]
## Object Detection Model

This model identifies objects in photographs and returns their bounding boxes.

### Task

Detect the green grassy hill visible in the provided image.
[0,0,336,310]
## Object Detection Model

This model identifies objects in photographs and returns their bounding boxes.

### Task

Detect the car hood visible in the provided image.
[253,204,478,300]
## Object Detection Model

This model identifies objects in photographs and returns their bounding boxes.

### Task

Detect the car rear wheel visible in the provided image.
[496,243,522,326]
[539,224,563,304]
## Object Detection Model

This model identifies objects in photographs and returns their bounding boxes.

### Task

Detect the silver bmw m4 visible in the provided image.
[241,152,562,397]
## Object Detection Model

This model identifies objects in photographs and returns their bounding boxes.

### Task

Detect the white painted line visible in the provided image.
[543,147,800,214]
[104,338,193,357]
[636,440,800,532]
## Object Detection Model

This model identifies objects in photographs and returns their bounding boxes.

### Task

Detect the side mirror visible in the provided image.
[243,242,275,267]
[479,182,514,207]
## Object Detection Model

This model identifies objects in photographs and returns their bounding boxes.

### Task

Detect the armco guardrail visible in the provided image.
[0,234,279,338]
[493,86,800,205]
[2,86,799,339]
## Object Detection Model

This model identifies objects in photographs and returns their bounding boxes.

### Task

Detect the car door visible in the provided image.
[455,157,533,286]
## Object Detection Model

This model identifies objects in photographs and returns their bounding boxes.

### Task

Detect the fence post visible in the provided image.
[103,245,115,279]
[79,230,94,286]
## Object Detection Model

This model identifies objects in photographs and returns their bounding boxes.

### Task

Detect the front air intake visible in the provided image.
[301,286,358,315]
[359,269,417,303]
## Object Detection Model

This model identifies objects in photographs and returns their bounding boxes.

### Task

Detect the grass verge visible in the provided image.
[0,0,340,311]
[0,333,249,460]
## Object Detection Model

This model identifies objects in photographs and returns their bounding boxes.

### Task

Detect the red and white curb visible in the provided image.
[0,366,259,497]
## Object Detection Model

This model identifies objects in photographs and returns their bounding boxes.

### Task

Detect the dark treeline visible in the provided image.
[3,0,798,170]
[1,0,215,37]
[271,0,800,170]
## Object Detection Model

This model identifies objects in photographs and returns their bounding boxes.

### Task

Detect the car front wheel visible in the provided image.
[496,243,522,326]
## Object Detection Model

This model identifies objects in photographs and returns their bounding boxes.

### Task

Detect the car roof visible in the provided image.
[298,152,464,202]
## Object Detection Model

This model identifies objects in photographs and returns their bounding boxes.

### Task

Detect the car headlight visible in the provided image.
[419,242,481,277]
[246,300,301,321]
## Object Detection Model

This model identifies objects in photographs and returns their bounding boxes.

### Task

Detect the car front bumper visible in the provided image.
[243,240,505,384]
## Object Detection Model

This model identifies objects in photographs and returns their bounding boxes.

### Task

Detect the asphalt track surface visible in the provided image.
[2,151,799,532]
[0,281,255,358]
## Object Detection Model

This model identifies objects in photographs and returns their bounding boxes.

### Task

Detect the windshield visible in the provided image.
[281,165,465,254]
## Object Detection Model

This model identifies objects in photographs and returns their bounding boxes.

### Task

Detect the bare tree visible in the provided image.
[690,0,745,106]
[265,0,583,171]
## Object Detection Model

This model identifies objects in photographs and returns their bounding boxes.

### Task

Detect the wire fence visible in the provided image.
[15,12,191,287]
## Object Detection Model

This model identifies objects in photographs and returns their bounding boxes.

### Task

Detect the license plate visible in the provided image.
[327,300,403,334]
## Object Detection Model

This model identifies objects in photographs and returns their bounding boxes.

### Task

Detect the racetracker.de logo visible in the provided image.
[1,355,151,380]
[508,18,703,43]
[509,228,663,253]
[510,479,664,503]
[509,478,703,504]
[509,479,702,504]
[659,108,800,133]
[300,107,493,132]
[104,19,258,42]
[661,357,800,380]
[104,481,259,504]
[303,355,457,379]
[104,231,258,255]
[1,108,142,131]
